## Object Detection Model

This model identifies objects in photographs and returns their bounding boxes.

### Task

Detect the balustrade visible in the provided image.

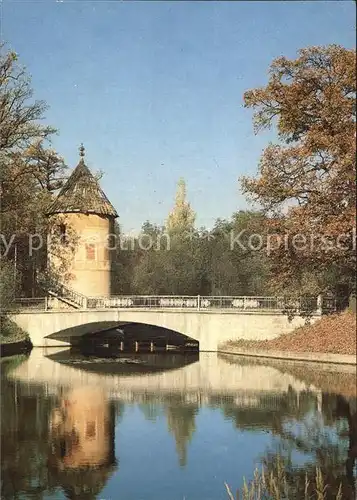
[12,290,334,315]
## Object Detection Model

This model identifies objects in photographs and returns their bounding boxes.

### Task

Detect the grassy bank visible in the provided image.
[0,317,30,345]
[226,456,351,499]
[223,310,356,356]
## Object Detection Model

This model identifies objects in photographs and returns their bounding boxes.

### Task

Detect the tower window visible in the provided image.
[86,243,96,260]
[86,420,96,439]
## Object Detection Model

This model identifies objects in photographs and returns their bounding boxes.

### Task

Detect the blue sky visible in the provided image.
[2,1,355,232]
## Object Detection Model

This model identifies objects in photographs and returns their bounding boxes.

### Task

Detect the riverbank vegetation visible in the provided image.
[0,43,355,314]
[226,456,347,499]
[0,317,29,344]
[222,310,356,356]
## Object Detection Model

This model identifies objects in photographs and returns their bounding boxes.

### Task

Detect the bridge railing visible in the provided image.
[86,295,200,310]
[12,297,47,311]
[85,295,320,313]
[11,293,329,314]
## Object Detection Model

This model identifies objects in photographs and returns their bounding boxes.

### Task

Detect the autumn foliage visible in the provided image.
[225,310,356,356]
[241,45,356,296]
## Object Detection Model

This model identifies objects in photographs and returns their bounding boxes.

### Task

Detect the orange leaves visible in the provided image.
[240,45,356,294]
[228,310,357,356]
[244,45,356,143]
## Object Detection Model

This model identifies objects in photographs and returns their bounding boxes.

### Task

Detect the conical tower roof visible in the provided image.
[46,145,118,217]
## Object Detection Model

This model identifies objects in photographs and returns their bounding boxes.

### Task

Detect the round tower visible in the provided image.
[46,145,118,297]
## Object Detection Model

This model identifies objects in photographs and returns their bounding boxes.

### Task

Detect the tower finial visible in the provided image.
[79,143,85,158]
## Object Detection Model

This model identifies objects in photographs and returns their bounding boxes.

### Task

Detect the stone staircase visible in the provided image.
[48,284,88,309]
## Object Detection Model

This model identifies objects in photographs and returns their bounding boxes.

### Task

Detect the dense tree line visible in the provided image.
[111,210,270,296]
[0,46,68,306]
[0,43,355,309]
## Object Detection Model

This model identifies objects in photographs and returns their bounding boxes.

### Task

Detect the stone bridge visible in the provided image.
[12,304,319,351]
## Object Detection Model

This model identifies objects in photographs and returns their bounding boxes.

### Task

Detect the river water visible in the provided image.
[1,349,356,499]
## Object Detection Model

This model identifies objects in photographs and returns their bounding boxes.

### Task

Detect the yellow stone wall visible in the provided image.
[48,213,114,297]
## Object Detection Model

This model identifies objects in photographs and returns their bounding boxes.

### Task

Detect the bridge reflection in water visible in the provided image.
[2,350,357,500]
[8,349,322,407]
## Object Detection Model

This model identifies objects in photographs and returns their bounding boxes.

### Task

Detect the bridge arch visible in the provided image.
[46,320,199,351]
[12,308,315,351]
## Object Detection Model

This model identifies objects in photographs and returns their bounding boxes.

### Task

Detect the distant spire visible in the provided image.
[166,177,195,232]
[175,177,186,205]
[79,143,85,158]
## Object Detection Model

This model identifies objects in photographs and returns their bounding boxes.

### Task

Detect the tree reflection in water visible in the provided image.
[166,402,199,467]
[0,358,117,500]
[261,400,356,500]
[334,395,357,491]
[220,371,356,498]
[1,353,356,499]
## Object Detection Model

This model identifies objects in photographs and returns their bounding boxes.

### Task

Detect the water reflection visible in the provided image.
[335,395,357,487]
[166,402,199,467]
[48,387,116,499]
[46,348,200,375]
[1,351,356,499]
[49,387,114,467]
[219,353,357,498]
